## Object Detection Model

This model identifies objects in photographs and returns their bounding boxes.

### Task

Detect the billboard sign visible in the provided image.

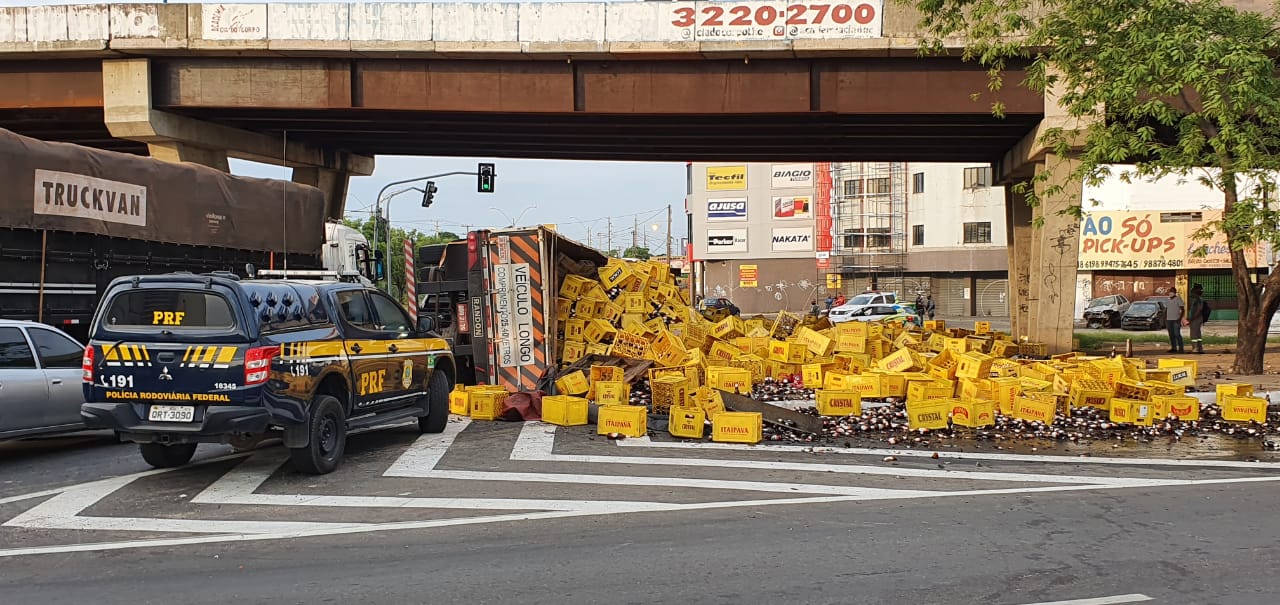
[772,227,814,251]
[707,198,747,221]
[771,163,814,188]
[707,228,748,253]
[1077,210,1267,270]
[773,195,812,219]
[706,166,746,191]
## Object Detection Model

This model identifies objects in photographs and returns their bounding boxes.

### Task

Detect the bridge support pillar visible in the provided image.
[1005,183,1034,339]
[292,167,351,223]
[1025,154,1084,353]
[145,141,230,172]
[100,57,373,216]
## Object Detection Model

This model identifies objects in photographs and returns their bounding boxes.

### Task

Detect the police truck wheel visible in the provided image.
[139,442,197,468]
[419,371,451,434]
[289,395,346,475]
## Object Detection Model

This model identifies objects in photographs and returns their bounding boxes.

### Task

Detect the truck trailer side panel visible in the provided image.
[0,128,325,254]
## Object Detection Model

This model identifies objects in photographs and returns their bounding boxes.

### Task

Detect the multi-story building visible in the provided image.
[831,162,1010,316]
[687,162,826,314]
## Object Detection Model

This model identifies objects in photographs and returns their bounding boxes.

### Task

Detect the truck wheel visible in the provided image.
[289,395,346,475]
[139,443,197,468]
[418,371,451,434]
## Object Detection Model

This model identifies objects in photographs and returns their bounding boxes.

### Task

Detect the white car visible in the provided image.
[0,319,89,439]
[828,292,900,324]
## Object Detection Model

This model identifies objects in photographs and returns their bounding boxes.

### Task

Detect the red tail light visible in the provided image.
[467,231,479,269]
[244,346,278,386]
[82,346,94,383]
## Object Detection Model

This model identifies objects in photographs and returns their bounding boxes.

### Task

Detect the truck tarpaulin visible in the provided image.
[0,128,324,254]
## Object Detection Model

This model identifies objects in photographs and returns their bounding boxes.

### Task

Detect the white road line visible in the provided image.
[382,418,471,475]
[1018,594,1153,605]
[616,434,1280,470]
[4,475,364,535]
[511,424,1181,487]
[195,451,666,512]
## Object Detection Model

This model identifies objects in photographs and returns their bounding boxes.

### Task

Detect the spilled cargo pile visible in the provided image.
[450,256,1278,452]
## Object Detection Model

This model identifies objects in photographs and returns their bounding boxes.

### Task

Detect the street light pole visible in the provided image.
[375,170,476,294]
[490,204,537,228]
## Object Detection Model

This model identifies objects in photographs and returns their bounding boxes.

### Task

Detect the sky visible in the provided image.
[230,156,688,252]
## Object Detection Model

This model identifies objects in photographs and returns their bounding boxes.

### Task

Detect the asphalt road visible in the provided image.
[2,420,1278,605]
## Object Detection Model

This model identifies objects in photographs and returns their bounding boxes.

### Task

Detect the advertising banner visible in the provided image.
[493,262,535,368]
[771,163,815,188]
[773,195,812,219]
[1077,210,1267,271]
[739,264,758,288]
[772,226,814,251]
[706,166,746,191]
[707,198,747,221]
[707,228,748,253]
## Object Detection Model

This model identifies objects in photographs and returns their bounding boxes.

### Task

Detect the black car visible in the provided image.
[1120,300,1166,331]
[698,297,741,320]
[81,273,456,474]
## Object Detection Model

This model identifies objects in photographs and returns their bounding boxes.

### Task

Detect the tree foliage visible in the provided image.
[342,217,460,299]
[912,0,1280,372]
[622,245,653,260]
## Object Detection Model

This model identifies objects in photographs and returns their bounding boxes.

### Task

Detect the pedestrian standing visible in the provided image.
[1187,284,1206,354]
[1163,291,1186,353]
[810,299,820,318]
[834,294,846,307]
[825,296,834,314]
[925,295,936,321]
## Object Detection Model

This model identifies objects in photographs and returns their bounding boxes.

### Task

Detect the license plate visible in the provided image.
[148,405,195,423]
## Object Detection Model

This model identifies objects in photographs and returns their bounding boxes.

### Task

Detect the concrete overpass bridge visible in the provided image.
[0,1,1111,350]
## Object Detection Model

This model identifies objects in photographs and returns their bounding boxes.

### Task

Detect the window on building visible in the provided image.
[1160,211,1203,223]
[843,179,864,196]
[963,167,991,189]
[963,222,993,244]
[912,172,925,194]
[866,177,891,194]
[912,224,924,246]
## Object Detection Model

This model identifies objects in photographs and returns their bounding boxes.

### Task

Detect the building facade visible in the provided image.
[1073,167,1272,321]
[688,162,826,314]
[830,162,1009,317]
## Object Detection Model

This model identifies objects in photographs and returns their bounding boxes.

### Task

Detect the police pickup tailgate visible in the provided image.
[86,342,264,417]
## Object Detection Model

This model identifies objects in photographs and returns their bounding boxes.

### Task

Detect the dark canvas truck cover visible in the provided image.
[0,127,324,254]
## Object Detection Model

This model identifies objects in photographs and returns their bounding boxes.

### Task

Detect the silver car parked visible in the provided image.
[0,319,88,439]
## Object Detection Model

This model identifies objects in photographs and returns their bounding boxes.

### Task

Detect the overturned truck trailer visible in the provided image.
[0,128,325,341]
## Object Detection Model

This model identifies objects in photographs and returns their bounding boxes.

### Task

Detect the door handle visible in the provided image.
[388,344,398,353]
[350,343,362,354]
[51,378,63,385]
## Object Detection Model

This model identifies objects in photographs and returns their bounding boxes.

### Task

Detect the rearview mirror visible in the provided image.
[374,260,386,281]
[417,316,436,334]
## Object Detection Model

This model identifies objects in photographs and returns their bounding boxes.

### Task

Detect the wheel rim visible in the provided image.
[318,413,339,457]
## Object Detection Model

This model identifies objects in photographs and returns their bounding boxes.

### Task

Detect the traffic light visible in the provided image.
[477,163,495,193]
[421,181,438,208]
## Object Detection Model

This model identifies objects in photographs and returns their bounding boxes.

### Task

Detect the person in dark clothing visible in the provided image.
[1187,284,1206,354]
[925,295,936,320]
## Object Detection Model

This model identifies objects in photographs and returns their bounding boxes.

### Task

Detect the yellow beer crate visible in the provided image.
[597,404,648,437]
[707,366,751,393]
[712,411,763,444]
[555,370,590,396]
[608,330,650,359]
[1154,394,1200,421]
[906,399,950,430]
[816,390,862,416]
[1222,396,1267,423]
[559,274,595,299]
[595,381,631,405]
[470,390,511,421]
[541,395,589,426]
[1216,383,1254,406]
[650,375,690,414]
[949,398,996,428]
[668,406,706,439]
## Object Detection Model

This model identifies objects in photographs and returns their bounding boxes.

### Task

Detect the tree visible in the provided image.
[621,245,652,260]
[342,217,460,300]
[912,0,1280,373]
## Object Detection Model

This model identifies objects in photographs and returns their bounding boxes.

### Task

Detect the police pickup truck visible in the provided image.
[81,273,455,474]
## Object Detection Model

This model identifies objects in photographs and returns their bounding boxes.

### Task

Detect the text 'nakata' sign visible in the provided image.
[772,227,813,251]
[706,166,746,191]
[1077,210,1266,271]
[667,2,884,41]
[739,264,758,287]
[33,169,147,227]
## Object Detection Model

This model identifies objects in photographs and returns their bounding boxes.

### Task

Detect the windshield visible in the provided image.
[1087,298,1112,308]
[101,290,236,330]
[849,294,875,306]
[1130,302,1160,312]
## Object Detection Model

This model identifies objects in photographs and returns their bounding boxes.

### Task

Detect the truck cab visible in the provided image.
[80,273,455,474]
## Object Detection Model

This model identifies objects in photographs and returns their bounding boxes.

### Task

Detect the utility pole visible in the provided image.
[666,204,672,260]
[606,217,613,254]
[585,225,592,248]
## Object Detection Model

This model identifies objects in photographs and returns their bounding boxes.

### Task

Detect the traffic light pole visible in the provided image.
[374,166,496,294]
